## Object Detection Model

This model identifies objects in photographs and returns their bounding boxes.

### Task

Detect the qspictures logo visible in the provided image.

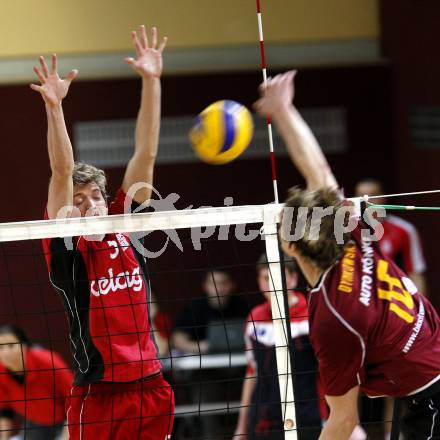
[59,182,386,259]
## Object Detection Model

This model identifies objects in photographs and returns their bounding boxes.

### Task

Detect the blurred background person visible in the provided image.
[234,255,325,440]
[234,255,366,440]
[0,325,72,440]
[355,179,427,295]
[172,270,249,354]
[172,270,250,440]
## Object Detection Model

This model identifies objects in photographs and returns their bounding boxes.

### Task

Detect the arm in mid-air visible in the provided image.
[121,25,168,205]
[31,55,78,219]
[254,71,338,191]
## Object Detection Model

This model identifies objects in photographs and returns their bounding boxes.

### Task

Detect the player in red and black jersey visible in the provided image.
[254,71,440,439]
[33,26,174,439]
[234,256,327,440]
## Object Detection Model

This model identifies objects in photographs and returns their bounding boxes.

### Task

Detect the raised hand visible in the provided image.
[254,70,297,117]
[30,55,78,107]
[126,25,167,79]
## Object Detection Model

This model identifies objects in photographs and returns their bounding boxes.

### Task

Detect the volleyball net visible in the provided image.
[0,202,309,440]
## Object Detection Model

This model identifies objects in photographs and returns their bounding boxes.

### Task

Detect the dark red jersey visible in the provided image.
[0,347,73,425]
[42,189,161,385]
[380,215,426,274]
[308,221,440,398]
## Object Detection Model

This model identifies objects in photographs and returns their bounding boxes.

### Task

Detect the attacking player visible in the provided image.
[33,26,174,439]
[254,71,440,439]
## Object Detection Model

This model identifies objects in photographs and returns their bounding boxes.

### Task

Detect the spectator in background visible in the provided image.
[0,325,72,440]
[234,255,326,440]
[172,270,249,354]
[355,179,427,295]
[172,270,249,440]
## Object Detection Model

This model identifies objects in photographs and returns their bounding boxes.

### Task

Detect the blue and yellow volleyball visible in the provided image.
[189,100,254,165]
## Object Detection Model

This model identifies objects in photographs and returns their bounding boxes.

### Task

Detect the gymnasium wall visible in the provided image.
[0,0,380,83]
[380,0,440,309]
[1,0,378,56]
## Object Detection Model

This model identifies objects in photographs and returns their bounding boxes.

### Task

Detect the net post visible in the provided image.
[263,204,297,440]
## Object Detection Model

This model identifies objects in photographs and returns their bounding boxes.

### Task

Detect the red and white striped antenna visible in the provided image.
[256,0,279,204]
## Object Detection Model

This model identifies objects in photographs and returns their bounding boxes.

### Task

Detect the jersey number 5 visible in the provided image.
[376,259,415,323]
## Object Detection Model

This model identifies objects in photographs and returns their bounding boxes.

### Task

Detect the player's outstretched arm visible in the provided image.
[254,71,338,191]
[31,55,78,219]
[122,25,168,204]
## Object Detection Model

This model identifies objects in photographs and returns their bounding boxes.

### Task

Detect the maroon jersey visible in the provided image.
[42,189,161,385]
[308,221,440,398]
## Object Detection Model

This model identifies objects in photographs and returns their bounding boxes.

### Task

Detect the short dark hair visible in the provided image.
[0,325,30,346]
[256,253,297,274]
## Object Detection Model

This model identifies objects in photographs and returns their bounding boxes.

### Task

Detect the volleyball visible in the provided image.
[189,100,254,165]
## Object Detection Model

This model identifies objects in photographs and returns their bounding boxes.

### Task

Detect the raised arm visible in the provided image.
[254,71,338,191]
[122,25,167,204]
[31,55,78,219]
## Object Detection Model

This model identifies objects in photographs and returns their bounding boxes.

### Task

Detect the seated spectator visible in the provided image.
[0,325,72,440]
[172,270,249,354]
[171,270,250,439]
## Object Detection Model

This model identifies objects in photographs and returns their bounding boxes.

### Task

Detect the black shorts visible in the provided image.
[401,384,440,439]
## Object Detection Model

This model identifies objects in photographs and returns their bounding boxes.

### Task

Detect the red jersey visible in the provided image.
[0,347,72,425]
[245,292,309,376]
[380,215,426,274]
[42,189,161,385]
[309,222,440,398]
[245,292,327,429]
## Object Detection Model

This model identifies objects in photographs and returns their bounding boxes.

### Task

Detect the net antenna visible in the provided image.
[263,207,298,440]
[256,1,297,438]
[256,0,280,205]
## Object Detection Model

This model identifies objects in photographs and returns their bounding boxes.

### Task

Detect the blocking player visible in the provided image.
[254,71,440,439]
[33,26,174,439]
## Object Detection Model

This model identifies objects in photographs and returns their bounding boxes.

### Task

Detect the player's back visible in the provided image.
[308,226,440,398]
